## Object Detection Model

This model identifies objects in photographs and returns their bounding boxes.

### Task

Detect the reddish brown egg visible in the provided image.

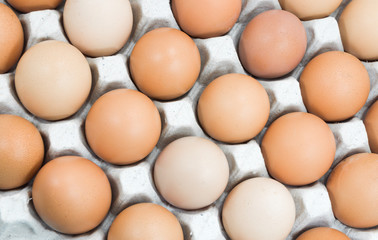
[0,3,24,74]
[171,0,242,38]
[279,0,342,20]
[7,0,63,12]
[326,153,378,228]
[108,203,183,240]
[364,101,378,153]
[0,114,44,190]
[296,227,350,240]
[261,112,336,186]
[85,89,161,165]
[32,156,112,234]
[239,9,307,79]
[130,27,201,100]
[300,51,370,122]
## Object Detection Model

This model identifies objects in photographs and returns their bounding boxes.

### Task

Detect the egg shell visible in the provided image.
[171,0,242,38]
[296,227,350,240]
[300,51,370,122]
[63,0,133,57]
[0,114,44,190]
[0,3,24,74]
[7,0,63,13]
[278,0,342,20]
[222,177,295,240]
[85,89,161,165]
[364,101,378,153]
[326,153,378,228]
[130,27,201,100]
[339,0,378,60]
[32,156,112,234]
[15,40,92,121]
[197,73,270,143]
[261,112,336,186]
[154,136,229,210]
[107,203,184,240]
[238,9,307,79]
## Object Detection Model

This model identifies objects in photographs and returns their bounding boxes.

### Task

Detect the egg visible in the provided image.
[0,114,44,190]
[222,177,295,240]
[32,156,112,234]
[7,0,63,12]
[326,153,378,228]
[261,112,336,186]
[15,40,91,121]
[197,73,270,143]
[278,0,342,20]
[85,89,161,165]
[130,27,201,100]
[364,101,378,153]
[239,9,307,79]
[300,51,370,122]
[63,0,133,57]
[171,0,242,38]
[296,227,350,240]
[0,3,24,74]
[154,136,229,210]
[107,203,184,240]
[339,0,378,60]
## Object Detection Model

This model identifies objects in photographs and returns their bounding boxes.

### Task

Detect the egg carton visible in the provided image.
[0,0,377,239]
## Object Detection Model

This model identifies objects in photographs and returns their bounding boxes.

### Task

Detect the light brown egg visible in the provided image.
[296,227,350,240]
[85,89,161,165]
[107,203,184,240]
[0,3,23,74]
[339,0,378,60]
[239,9,307,79]
[261,112,336,186]
[15,40,92,121]
[63,0,133,57]
[278,0,342,20]
[222,177,295,240]
[32,156,112,234]
[364,101,378,153]
[130,27,201,100]
[300,51,370,122]
[0,114,44,190]
[7,0,63,13]
[326,153,378,228]
[197,73,270,143]
[171,0,242,38]
[154,136,229,210]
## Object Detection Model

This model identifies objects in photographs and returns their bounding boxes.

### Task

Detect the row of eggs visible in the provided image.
[0,0,377,239]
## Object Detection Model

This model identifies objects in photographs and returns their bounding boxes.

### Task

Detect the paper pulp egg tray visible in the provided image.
[0,0,377,239]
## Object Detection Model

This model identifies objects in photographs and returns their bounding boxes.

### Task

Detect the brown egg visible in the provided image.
[63,0,133,57]
[339,0,378,60]
[261,112,336,186]
[15,40,92,121]
[222,177,295,240]
[296,227,350,240]
[154,136,229,210]
[278,0,342,20]
[32,156,112,234]
[130,27,201,100]
[0,114,44,190]
[171,0,242,38]
[300,51,370,122]
[85,89,161,165]
[364,101,378,153]
[197,73,270,143]
[7,0,63,13]
[239,10,307,79]
[107,203,184,240]
[326,153,378,228]
[0,3,24,74]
